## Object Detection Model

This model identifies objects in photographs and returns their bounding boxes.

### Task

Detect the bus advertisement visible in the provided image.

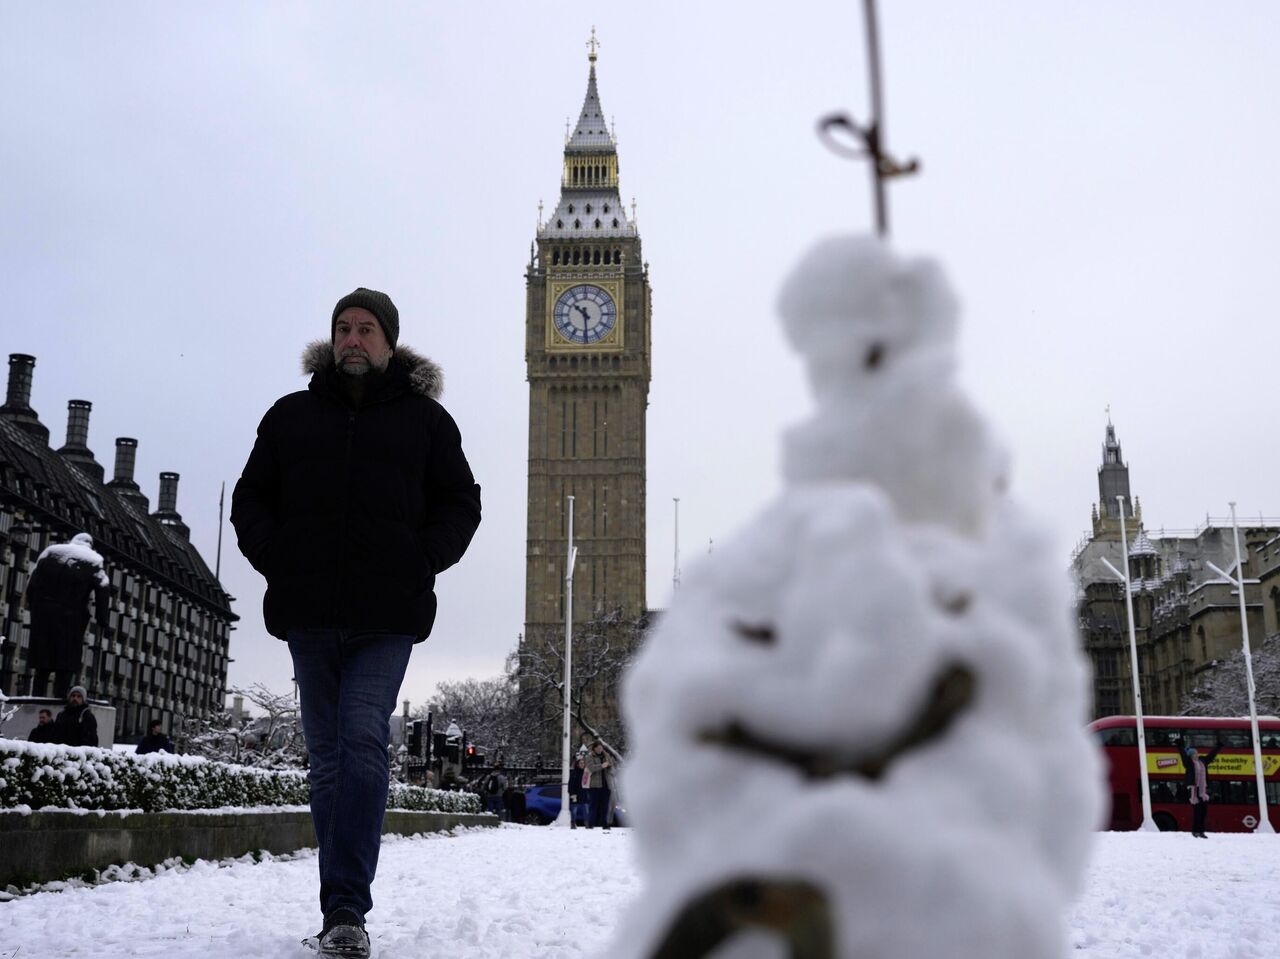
[1089,715,1280,833]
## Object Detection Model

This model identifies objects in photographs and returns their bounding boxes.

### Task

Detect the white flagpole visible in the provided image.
[556,495,578,827]
[1227,502,1275,834]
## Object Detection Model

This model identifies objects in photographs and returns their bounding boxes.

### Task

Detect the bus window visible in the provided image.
[1209,780,1257,805]
[1097,727,1137,747]
[1219,729,1252,749]
[1150,728,1215,748]
[1149,781,1181,803]
[1267,782,1280,805]
[1144,728,1183,748]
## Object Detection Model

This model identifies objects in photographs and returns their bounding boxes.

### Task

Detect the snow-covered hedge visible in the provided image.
[0,739,479,815]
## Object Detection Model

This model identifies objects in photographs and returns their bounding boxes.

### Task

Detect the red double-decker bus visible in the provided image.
[1090,716,1280,833]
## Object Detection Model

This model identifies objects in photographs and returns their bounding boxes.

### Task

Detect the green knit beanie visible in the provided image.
[332,288,399,349]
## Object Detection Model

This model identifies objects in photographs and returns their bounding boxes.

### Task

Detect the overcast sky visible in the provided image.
[3,3,1277,711]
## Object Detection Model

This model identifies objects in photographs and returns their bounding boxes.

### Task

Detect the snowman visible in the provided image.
[613,237,1101,959]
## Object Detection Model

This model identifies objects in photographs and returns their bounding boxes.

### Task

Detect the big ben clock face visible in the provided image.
[553,284,617,344]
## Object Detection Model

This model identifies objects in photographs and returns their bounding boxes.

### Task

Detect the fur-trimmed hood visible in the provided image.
[301,339,444,400]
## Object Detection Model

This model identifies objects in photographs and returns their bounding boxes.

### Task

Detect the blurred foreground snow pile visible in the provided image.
[616,237,1103,959]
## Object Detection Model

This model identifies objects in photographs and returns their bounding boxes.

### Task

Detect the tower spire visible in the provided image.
[587,25,600,62]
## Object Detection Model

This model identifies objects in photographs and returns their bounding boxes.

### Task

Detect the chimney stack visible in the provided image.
[57,399,104,482]
[158,472,180,514]
[0,353,50,442]
[153,471,190,540]
[107,437,149,511]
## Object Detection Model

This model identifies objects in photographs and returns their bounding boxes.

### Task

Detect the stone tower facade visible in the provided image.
[521,45,651,749]
[1073,420,1280,718]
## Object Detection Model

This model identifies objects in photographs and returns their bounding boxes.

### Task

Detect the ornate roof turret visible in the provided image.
[539,31,637,242]
[1129,529,1158,557]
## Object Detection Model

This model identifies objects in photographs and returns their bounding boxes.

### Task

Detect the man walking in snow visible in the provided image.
[232,287,482,958]
[22,531,111,698]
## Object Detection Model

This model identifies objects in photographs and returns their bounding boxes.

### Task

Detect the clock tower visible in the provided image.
[522,40,651,738]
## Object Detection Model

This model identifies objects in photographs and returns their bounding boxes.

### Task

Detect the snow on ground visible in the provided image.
[1068,832,1279,959]
[0,825,636,959]
[1,827,1277,959]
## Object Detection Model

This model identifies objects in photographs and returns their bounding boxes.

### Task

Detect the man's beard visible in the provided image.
[336,350,389,377]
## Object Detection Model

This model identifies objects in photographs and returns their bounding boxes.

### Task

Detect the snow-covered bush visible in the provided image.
[0,738,479,814]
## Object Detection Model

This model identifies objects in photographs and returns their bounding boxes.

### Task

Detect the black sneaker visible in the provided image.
[318,923,370,958]
[314,911,371,952]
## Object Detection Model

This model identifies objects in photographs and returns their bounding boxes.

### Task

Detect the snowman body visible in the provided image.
[613,238,1101,959]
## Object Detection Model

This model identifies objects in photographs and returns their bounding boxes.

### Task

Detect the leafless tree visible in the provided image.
[413,655,522,759]
[179,682,307,769]
[517,608,648,762]
[1182,634,1280,718]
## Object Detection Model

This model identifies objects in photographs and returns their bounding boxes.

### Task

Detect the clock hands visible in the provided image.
[573,303,593,343]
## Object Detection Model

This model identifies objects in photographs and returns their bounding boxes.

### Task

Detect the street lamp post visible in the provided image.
[1099,494,1158,831]
[555,495,578,827]
[1206,502,1275,834]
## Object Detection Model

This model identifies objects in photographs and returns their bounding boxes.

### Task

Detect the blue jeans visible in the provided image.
[288,629,414,921]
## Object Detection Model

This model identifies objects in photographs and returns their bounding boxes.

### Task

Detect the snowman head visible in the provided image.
[778,236,958,400]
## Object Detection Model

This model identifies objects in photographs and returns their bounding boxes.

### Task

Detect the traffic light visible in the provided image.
[465,744,477,766]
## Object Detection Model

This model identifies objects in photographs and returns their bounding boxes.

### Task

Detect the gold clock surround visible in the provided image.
[545,278,624,351]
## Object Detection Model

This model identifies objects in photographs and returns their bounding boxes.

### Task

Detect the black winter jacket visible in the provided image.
[231,342,482,641]
[53,704,99,748]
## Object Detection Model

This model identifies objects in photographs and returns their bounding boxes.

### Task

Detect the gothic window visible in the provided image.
[594,219,601,229]
[593,248,601,264]
[556,219,563,229]
[586,204,592,214]
[574,219,581,229]
[612,219,619,229]
[614,249,621,262]
[604,203,610,213]
[568,204,575,214]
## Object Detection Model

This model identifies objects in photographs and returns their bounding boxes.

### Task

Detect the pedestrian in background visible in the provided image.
[1181,739,1221,838]
[569,755,589,828]
[584,740,615,831]
[136,718,175,754]
[52,686,98,748]
[23,532,111,699]
[232,287,481,959]
[28,708,56,743]
[483,763,508,818]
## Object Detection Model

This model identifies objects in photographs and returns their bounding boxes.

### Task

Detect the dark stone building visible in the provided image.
[0,353,236,740]
[1073,420,1279,718]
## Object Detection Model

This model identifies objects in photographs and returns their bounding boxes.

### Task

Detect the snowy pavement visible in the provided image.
[2,826,1278,958]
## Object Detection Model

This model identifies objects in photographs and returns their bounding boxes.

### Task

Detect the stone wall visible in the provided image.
[0,808,496,887]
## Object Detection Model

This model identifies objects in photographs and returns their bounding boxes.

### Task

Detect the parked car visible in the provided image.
[522,783,626,826]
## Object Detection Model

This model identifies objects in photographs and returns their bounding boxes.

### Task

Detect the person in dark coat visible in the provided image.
[136,719,175,754]
[584,740,616,830]
[23,532,111,698]
[1180,738,1221,837]
[28,708,57,743]
[569,755,589,828]
[52,686,98,747]
[231,287,481,959]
